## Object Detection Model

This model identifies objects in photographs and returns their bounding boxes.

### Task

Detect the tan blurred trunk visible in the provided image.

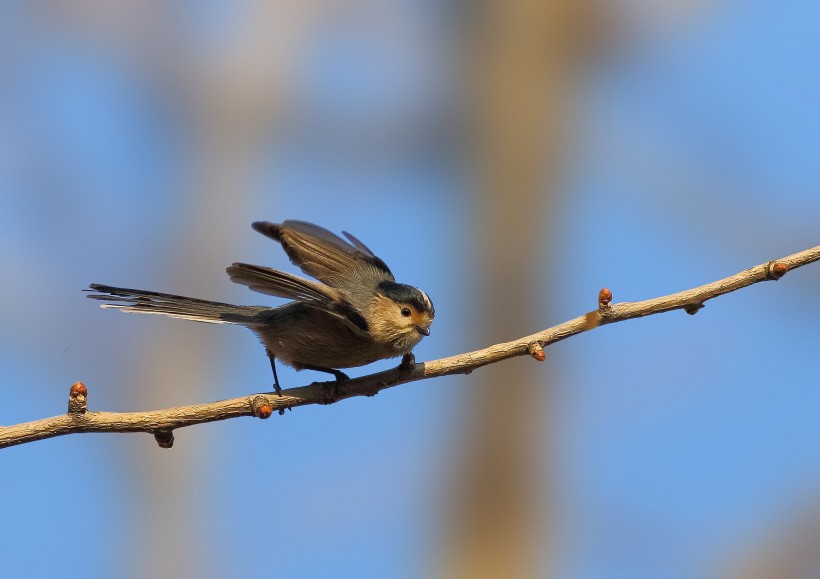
[125,2,291,576]
[438,1,599,578]
[129,143,251,579]
[723,498,820,579]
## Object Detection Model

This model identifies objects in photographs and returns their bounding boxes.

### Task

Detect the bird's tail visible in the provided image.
[86,284,265,325]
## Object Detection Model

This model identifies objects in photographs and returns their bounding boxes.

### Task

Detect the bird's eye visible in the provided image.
[400,307,412,317]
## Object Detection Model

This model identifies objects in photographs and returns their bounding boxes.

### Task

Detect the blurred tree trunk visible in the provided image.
[723,499,820,579]
[438,1,599,577]
[130,151,251,579]
[125,3,289,576]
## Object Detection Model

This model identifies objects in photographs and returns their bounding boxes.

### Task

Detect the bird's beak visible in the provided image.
[415,326,430,337]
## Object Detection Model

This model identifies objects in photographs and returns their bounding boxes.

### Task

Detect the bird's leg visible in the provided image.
[266,349,282,395]
[399,352,416,372]
[266,350,289,415]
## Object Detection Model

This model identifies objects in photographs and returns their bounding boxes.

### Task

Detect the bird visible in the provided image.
[87,220,435,393]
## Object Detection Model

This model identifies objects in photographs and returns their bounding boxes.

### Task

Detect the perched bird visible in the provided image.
[87,220,435,392]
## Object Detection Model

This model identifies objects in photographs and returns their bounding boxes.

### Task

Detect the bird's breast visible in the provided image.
[249,303,407,369]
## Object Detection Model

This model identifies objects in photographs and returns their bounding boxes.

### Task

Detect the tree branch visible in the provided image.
[2,246,818,449]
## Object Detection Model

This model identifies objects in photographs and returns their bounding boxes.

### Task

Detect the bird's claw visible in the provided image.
[320,370,349,403]
[399,352,416,372]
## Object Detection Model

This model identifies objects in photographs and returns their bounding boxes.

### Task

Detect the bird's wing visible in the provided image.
[251,220,395,290]
[226,263,371,334]
[227,263,338,303]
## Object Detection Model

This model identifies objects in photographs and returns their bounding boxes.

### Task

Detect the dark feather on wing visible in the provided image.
[251,220,394,290]
[226,263,337,303]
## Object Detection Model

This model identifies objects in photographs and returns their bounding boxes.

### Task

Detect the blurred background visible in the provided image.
[1,1,819,578]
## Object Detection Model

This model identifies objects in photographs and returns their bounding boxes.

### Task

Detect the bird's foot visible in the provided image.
[331,369,350,383]
[399,352,416,372]
[319,370,348,404]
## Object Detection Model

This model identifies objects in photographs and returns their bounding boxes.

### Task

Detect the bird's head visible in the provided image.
[369,281,435,351]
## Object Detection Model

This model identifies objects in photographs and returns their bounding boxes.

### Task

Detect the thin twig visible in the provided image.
[2,246,818,449]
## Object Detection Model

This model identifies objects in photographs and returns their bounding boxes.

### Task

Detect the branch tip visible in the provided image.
[69,382,87,398]
[598,287,612,309]
[528,342,546,362]
[67,382,88,414]
[767,261,789,280]
[154,429,174,449]
[684,303,705,315]
[251,396,275,418]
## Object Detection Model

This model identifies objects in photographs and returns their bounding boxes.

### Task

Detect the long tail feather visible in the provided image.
[86,284,264,325]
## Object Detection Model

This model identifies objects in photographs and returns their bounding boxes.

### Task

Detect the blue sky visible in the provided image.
[1,1,819,578]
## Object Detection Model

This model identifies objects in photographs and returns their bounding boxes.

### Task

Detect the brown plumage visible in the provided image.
[87,220,435,391]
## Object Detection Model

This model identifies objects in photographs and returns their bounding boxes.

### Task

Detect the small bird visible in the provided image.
[87,220,435,392]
